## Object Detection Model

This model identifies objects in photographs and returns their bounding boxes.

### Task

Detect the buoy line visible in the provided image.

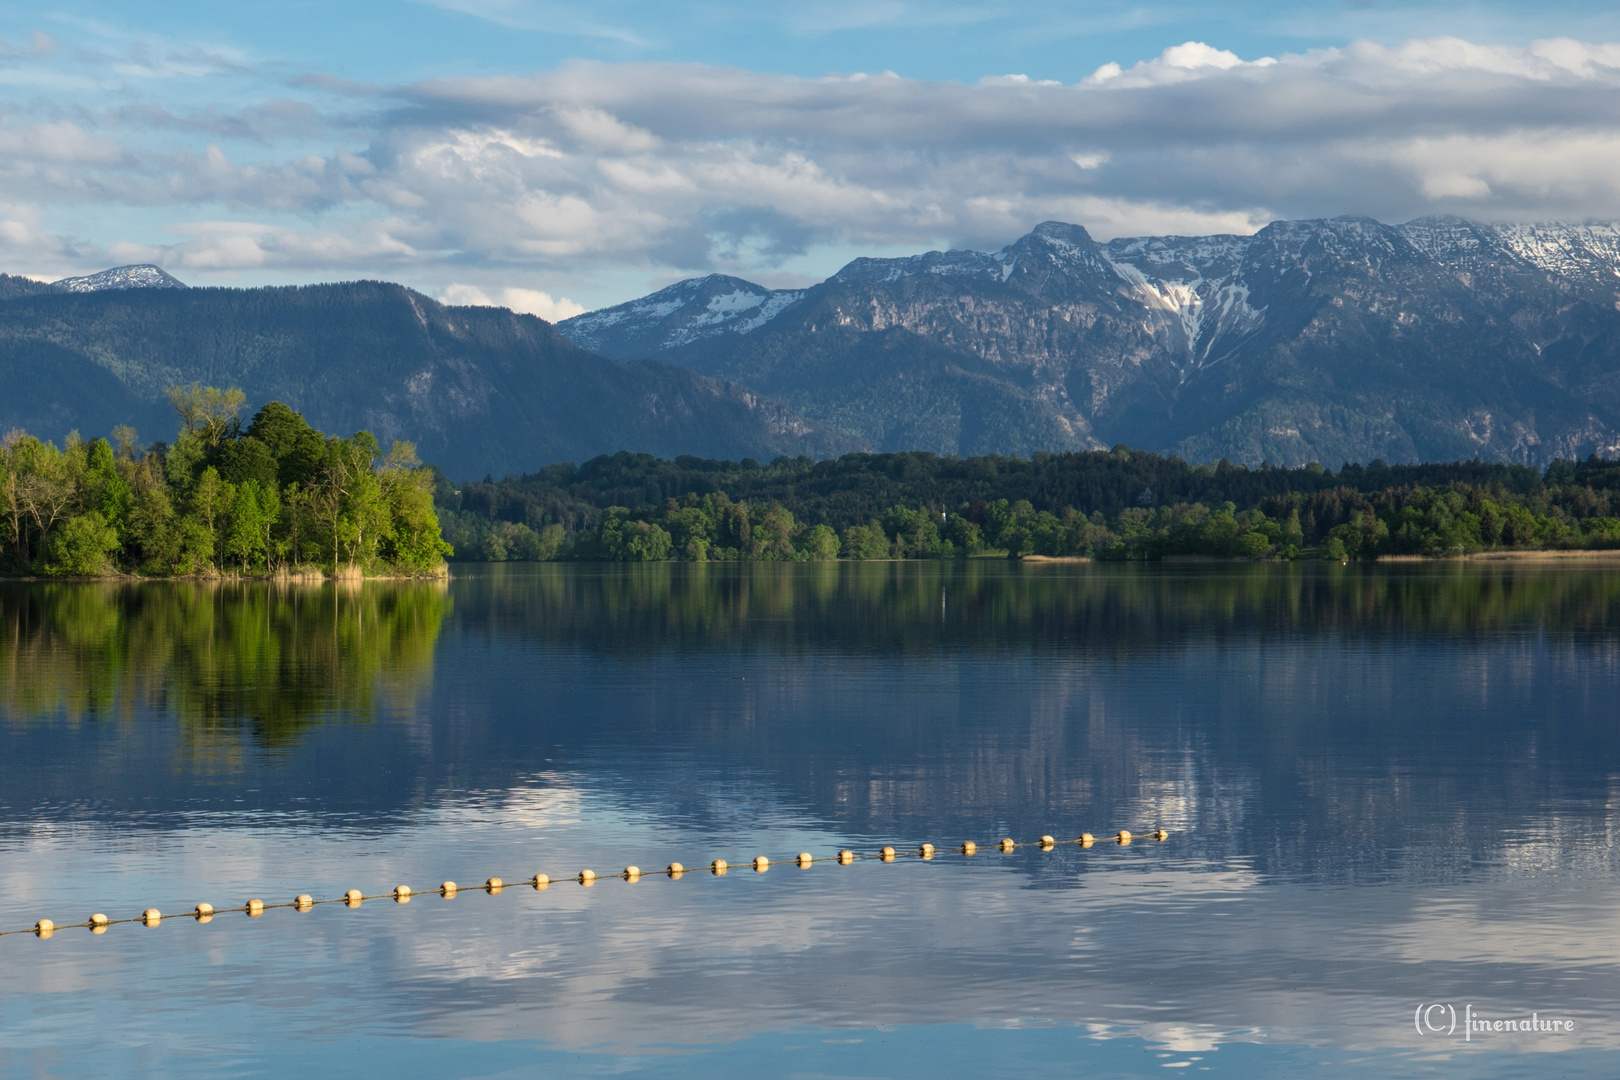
[3,829,1169,941]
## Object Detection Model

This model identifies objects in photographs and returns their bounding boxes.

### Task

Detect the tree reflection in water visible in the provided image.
[0,579,449,753]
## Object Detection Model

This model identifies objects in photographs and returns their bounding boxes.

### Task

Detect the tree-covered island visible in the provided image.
[437,448,1620,563]
[1,386,450,578]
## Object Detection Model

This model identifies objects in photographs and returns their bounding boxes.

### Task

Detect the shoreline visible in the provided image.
[15,550,1620,579]
[0,565,450,583]
[1378,549,1620,562]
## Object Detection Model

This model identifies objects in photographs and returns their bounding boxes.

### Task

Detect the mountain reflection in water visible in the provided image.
[1,562,1618,1079]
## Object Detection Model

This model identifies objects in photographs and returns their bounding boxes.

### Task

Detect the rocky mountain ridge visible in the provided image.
[559,217,1620,465]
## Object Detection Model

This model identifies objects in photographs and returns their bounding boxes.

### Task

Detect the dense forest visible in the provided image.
[1,386,450,577]
[435,448,1620,561]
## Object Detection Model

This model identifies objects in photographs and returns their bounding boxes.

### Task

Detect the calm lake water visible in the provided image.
[2,561,1619,1078]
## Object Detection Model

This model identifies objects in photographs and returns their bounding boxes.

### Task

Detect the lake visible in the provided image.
[2,561,1618,1078]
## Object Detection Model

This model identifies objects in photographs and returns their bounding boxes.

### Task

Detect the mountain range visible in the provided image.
[9,216,1620,478]
[0,275,857,479]
[561,217,1620,466]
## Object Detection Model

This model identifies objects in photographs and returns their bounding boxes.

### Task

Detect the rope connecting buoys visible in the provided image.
[2,828,1172,944]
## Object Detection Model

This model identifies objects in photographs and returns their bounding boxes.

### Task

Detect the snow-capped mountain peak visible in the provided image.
[52,265,187,293]
[558,274,805,358]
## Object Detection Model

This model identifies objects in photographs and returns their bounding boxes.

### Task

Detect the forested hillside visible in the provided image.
[0,281,860,479]
[437,448,1620,562]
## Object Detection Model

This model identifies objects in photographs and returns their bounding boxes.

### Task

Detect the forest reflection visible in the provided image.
[0,579,448,747]
[457,560,1620,654]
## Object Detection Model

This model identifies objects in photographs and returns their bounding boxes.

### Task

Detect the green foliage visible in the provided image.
[165,384,245,448]
[247,401,328,489]
[798,524,841,561]
[842,523,891,560]
[437,447,1620,563]
[0,389,449,578]
[43,510,119,575]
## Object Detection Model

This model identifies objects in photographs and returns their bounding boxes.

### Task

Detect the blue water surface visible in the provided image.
[1,561,1616,1078]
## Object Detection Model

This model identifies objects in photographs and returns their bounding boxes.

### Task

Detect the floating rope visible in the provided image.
[4,830,1169,941]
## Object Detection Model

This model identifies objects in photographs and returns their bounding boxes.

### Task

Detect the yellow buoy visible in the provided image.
[837,850,854,864]
[1039,835,1055,847]
[143,908,163,926]
[295,894,314,910]
[711,859,728,875]
[919,843,935,858]
[393,886,412,902]
[1079,833,1095,846]
[960,841,977,856]
[753,856,770,872]
[531,875,549,890]
[1000,838,1016,852]
[35,919,53,938]
[345,890,363,907]
[90,913,110,928]
[194,903,214,922]
[441,882,458,897]
[666,863,684,877]
[246,899,265,917]
[578,870,596,886]
[624,866,641,881]
[1116,830,1132,845]
[1154,829,1169,841]
[879,846,896,862]
[486,877,504,893]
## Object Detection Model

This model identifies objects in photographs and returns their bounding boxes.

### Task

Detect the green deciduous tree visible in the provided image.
[44,510,119,575]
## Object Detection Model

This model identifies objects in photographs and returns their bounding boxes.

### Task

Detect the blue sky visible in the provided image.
[4,1,1620,312]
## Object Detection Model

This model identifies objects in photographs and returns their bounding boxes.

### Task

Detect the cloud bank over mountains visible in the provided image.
[7,33,1620,305]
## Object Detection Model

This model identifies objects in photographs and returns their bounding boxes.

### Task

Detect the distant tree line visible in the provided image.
[435,448,1620,561]
[1,385,450,577]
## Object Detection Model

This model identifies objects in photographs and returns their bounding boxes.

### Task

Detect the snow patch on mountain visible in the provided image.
[558,273,805,356]
[832,249,1001,284]
[52,265,187,293]
[1103,239,1265,372]
[1490,223,1620,281]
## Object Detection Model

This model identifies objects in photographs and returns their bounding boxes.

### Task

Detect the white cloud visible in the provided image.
[439,282,585,321]
[1085,40,1276,86]
[15,34,1620,295]
[106,219,419,272]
